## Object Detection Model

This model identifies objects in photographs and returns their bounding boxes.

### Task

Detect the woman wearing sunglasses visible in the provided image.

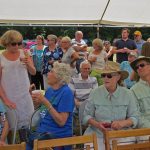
[0,30,36,141]
[130,56,150,129]
[82,61,138,150]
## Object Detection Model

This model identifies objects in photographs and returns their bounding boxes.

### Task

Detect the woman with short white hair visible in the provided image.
[27,62,74,150]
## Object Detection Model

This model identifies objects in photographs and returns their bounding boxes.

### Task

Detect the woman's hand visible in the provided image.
[111,120,125,130]
[4,98,16,109]
[32,92,45,105]
[29,84,36,95]
[97,122,111,131]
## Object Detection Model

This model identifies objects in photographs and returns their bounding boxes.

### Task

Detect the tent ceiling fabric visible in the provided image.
[0,0,149,26]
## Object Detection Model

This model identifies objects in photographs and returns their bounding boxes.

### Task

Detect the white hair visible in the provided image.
[53,62,71,84]
[80,60,91,69]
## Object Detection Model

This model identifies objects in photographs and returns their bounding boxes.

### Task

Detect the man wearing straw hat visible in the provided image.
[130,56,150,128]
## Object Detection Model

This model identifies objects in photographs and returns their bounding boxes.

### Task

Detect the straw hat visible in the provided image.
[101,61,129,80]
[130,56,150,72]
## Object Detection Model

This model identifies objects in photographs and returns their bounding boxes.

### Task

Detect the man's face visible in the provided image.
[136,60,150,78]
[122,30,129,39]
[75,33,83,41]
[134,35,141,41]
[80,64,91,78]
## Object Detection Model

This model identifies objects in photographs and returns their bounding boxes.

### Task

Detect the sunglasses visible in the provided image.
[135,63,149,70]
[101,73,118,79]
[11,42,22,46]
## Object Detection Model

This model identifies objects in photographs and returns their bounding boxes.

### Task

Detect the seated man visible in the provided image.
[69,60,98,109]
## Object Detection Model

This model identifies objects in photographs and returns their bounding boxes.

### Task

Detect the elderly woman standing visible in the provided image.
[27,62,74,150]
[83,61,138,150]
[61,36,79,76]
[88,38,107,70]
[42,34,63,90]
[30,35,46,90]
[0,30,36,136]
[88,38,108,85]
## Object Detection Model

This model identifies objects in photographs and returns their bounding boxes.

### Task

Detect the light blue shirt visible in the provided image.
[83,85,138,138]
[120,61,136,88]
[131,79,150,128]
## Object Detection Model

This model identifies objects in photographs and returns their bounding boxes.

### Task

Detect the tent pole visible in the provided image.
[97,25,99,38]
[98,0,110,38]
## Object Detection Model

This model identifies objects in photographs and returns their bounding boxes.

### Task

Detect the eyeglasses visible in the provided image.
[82,68,90,70]
[135,63,149,70]
[11,42,22,46]
[101,73,118,79]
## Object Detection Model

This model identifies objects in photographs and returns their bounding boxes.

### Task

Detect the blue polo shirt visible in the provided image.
[37,85,74,138]
[115,39,137,63]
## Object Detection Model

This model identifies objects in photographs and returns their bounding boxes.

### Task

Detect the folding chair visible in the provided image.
[103,128,150,150]
[29,106,41,130]
[78,100,88,135]
[112,138,150,150]
[33,133,98,150]
[0,142,26,150]
[6,109,18,144]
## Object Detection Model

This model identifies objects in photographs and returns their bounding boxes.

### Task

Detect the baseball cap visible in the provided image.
[134,31,142,36]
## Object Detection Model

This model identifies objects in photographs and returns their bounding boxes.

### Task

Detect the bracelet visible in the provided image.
[47,105,53,111]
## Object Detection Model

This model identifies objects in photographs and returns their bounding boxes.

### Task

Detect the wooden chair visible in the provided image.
[33,133,98,150]
[0,142,26,150]
[104,128,150,150]
[112,139,150,150]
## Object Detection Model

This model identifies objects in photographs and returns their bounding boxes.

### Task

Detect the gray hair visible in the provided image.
[53,62,71,84]
[80,60,91,69]
[92,38,103,50]
[75,31,83,36]
[47,34,57,43]
[61,36,71,44]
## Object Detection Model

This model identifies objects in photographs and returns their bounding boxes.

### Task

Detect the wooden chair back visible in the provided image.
[33,133,98,150]
[0,142,26,150]
[104,128,150,150]
[112,139,150,150]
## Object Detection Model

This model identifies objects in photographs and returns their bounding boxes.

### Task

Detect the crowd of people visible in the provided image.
[0,28,150,150]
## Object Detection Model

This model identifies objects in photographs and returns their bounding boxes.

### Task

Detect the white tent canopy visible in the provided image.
[0,0,150,26]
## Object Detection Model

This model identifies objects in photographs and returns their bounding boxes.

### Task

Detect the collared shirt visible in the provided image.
[114,39,137,63]
[69,73,98,101]
[135,40,145,55]
[83,85,138,138]
[131,79,150,128]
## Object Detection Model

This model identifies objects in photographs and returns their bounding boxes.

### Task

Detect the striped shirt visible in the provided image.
[69,74,98,101]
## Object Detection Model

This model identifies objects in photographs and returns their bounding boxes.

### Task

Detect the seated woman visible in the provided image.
[27,62,74,150]
[82,61,138,150]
